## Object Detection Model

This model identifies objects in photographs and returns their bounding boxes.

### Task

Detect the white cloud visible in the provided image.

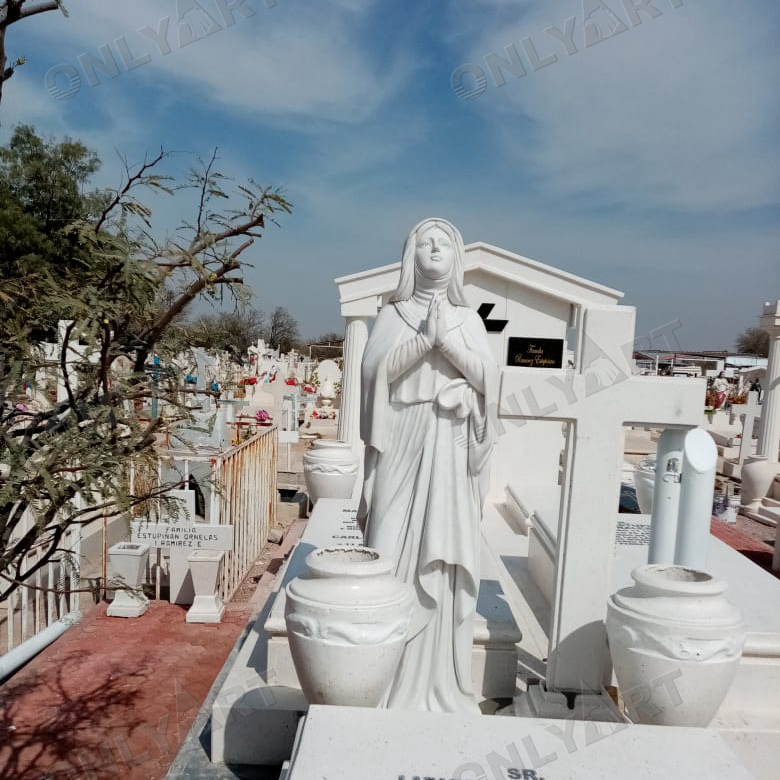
[453,0,779,212]
[25,0,412,123]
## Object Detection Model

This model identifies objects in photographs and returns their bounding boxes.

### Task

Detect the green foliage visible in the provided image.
[0,128,291,598]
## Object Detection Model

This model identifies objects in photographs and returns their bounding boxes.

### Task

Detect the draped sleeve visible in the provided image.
[360,304,410,454]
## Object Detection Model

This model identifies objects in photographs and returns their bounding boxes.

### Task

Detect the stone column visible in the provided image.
[337,316,370,447]
[757,300,780,463]
[674,429,718,570]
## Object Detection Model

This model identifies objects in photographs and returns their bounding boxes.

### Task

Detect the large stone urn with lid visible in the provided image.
[285,546,414,706]
[606,564,745,727]
[302,440,360,504]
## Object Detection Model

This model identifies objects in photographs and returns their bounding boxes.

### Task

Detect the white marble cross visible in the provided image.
[729,391,761,465]
[496,309,703,693]
[193,347,216,392]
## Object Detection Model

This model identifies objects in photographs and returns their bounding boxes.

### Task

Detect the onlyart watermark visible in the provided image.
[44,0,276,101]
[451,0,686,100]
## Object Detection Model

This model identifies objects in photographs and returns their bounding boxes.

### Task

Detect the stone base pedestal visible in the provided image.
[107,590,149,618]
[514,683,624,722]
[186,594,225,623]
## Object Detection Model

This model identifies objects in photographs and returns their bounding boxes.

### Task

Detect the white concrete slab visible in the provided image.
[286,705,756,780]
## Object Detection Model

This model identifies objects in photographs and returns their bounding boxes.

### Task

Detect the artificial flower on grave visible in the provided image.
[728,391,747,406]
[285,377,298,386]
[255,409,272,423]
[311,408,336,420]
[241,376,258,385]
[302,383,317,394]
[308,371,320,387]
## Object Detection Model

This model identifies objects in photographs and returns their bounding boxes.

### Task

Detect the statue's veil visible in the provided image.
[390,218,469,306]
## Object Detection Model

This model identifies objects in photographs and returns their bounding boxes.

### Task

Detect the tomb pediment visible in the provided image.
[336,241,623,314]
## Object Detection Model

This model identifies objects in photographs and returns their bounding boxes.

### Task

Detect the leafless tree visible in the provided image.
[735,327,770,357]
[266,306,301,353]
[0,1,68,107]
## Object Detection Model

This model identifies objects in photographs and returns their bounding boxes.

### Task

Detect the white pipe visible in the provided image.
[674,428,718,570]
[648,428,687,564]
[0,610,82,680]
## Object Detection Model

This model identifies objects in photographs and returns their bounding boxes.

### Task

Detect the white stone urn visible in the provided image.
[284,546,414,707]
[634,457,656,514]
[740,455,778,511]
[186,550,225,624]
[303,440,359,504]
[606,565,745,727]
[319,378,336,408]
[106,542,150,618]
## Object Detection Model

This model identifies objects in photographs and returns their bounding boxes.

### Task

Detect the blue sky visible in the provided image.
[6,0,779,348]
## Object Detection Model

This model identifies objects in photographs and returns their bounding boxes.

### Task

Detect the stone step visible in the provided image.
[501,486,532,534]
[758,503,780,527]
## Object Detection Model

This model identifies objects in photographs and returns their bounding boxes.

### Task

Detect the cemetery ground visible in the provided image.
[0,425,777,778]
[1,507,776,779]
[0,498,306,780]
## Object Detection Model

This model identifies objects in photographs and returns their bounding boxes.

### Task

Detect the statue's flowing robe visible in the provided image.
[360,300,497,713]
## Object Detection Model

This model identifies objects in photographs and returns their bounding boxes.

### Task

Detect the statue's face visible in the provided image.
[415,226,455,282]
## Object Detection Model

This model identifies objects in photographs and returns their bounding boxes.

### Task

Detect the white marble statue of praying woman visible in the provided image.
[359,218,498,713]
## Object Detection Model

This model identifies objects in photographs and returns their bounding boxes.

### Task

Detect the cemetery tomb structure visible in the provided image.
[207,234,780,778]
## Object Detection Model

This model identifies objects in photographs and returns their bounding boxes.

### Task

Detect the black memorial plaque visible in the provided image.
[507,337,564,368]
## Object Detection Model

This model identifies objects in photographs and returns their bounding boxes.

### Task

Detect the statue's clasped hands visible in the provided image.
[425,295,447,348]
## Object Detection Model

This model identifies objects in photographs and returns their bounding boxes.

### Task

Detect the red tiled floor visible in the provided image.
[0,602,250,780]
[711,518,779,580]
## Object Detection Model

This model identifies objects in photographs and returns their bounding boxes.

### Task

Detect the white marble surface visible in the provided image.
[264,498,522,699]
[286,705,756,780]
[360,218,498,713]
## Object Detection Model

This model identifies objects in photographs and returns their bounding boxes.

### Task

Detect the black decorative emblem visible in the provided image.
[477,303,508,333]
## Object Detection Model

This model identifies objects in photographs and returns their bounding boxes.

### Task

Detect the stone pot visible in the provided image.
[106,542,150,618]
[186,550,225,624]
[634,457,656,515]
[285,546,414,707]
[740,455,778,511]
[303,440,359,504]
[712,491,728,520]
[725,495,740,524]
[606,564,745,727]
